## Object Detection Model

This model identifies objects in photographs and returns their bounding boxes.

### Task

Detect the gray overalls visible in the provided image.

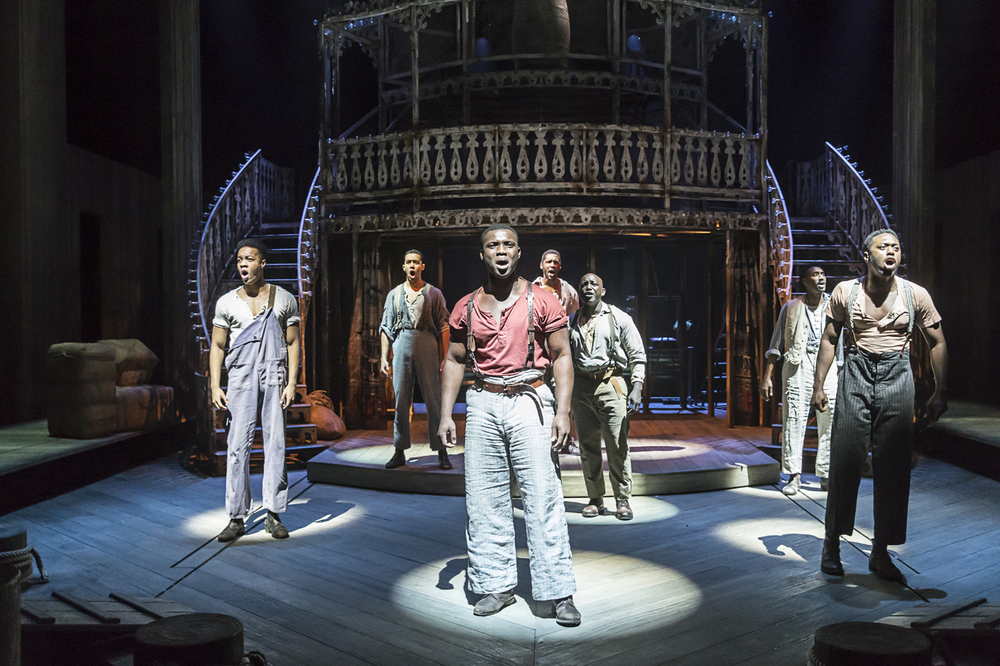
[825,278,915,545]
[224,287,289,519]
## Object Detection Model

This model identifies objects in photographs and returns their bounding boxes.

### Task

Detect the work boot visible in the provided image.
[821,537,844,576]
[217,518,245,543]
[554,596,581,627]
[438,449,453,470]
[869,547,905,583]
[265,511,289,539]
[782,473,801,496]
[615,499,634,521]
[385,449,406,469]
[473,590,516,616]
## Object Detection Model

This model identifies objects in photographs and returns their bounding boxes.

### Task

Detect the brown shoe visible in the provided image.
[554,596,581,626]
[615,499,634,521]
[581,500,605,517]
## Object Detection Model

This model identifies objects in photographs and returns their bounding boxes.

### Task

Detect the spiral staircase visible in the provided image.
[187,152,324,474]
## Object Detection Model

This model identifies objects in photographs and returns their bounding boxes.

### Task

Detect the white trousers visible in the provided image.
[781,350,837,478]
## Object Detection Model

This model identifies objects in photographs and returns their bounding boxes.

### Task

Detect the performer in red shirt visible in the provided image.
[439,224,580,627]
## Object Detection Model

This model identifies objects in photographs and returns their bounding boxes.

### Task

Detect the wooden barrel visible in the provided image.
[133,613,245,666]
[0,526,33,584]
[811,622,932,666]
[0,564,21,666]
[512,0,570,69]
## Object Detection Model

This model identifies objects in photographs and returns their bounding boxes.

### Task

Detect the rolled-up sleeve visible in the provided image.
[379,290,397,342]
[431,288,450,333]
[619,313,647,384]
[766,302,789,360]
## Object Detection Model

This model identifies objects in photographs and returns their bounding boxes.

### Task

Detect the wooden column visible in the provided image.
[160,0,202,410]
[663,0,672,210]
[0,0,69,425]
[893,0,936,287]
[706,238,714,417]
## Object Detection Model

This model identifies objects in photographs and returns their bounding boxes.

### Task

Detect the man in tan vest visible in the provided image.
[761,266,837,495]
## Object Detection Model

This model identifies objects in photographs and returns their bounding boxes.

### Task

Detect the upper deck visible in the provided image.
[319,0,767,219]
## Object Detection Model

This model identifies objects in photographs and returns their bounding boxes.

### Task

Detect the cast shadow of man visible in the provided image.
[437,556,551,618]
[232,500,357,548]
[759,533,943,607]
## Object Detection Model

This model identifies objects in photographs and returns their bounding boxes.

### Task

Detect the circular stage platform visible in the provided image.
[306,414,779,497]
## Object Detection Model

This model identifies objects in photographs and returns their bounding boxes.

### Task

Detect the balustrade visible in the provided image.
[794,142,890,256]
[192,152,296,344]
[326,124,760,206]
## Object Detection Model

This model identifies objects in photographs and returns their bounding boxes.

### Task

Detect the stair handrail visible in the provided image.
[191,151,297,349]
[296,166,323,386]
[824,142,892,255]
[765,162,793,305]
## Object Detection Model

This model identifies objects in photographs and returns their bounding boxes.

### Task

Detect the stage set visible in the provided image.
[4,0,1000,664]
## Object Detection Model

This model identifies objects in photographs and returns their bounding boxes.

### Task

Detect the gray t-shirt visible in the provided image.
[213,285,300,344]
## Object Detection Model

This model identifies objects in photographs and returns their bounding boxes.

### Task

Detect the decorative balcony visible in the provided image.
[318,0,768,225]
[325,124,761,208]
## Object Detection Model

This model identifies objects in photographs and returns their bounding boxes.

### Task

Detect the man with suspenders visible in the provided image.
[568,273,646,520]
[210,239,300,542]
[811,229,948,581]
[438,224,581,626]
[379,250,452,470]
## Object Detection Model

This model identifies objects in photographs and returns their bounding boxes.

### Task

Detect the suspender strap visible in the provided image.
[844,277,863,349]
[467,281,535,376]
[467,288,481,375]
[267,283,277,311]
[607,307,619,364]
[523,282,535,371]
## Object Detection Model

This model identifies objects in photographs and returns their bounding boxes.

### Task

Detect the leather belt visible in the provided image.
[575,367,621,382]
[473,377,545,396]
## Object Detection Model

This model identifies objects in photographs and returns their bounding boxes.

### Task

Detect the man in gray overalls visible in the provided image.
[379,250,451,470]
[439,224,581,627]
[811,229,948,581]
[210,239,301,542]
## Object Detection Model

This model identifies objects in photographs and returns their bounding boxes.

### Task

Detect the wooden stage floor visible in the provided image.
[8,450,1000,665]
[307,415,780,497]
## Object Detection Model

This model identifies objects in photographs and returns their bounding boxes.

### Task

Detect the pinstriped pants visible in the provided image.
[824,349,914,545]
[464,381,577,601]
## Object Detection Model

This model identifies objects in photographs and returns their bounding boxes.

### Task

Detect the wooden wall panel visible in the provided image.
[934,149,1000,407]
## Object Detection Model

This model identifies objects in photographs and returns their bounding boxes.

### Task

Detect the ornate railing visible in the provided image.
[324,124,761,206]
[794,142,890,254]
[191,151,296,346]
[765,162,792,305]
[296,167,323,384]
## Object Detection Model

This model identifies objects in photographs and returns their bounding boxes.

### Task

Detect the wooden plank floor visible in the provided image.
[9,451,1000,665]
[308,415,780,497]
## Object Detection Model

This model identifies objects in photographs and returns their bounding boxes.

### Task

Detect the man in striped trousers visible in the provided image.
[811,229,947,582]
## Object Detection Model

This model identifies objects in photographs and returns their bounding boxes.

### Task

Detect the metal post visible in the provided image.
[411,5,421,212]
[612,0,621,124]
